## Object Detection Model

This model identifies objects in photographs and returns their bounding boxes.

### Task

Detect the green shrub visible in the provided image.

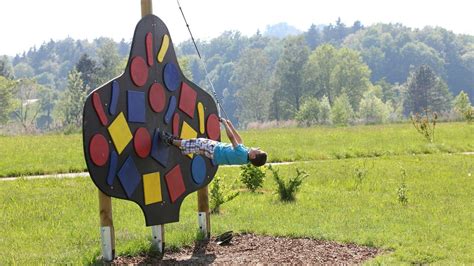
[295,97,320,126]
[397,167,408,206]
[268,165,307,202]
[453,90,472,121]
[209,176,239,214]
[240,164,265,192]
[331,93,354,126]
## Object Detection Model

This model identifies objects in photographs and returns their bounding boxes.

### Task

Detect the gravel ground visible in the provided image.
[112,233,381,265]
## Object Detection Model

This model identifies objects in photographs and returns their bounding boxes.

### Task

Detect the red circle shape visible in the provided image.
[134,127,151,158]
[89,134,109,166]
[130,56,148,87]
[173,113,180,136]
[149,83,166,112]
[206,114,220,141]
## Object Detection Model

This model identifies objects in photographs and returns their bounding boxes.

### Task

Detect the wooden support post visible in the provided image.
[151,225,165,253]
[141,0,153,17]
[99,190,115,261]
[197,185,211,239]
[140,0,165,253]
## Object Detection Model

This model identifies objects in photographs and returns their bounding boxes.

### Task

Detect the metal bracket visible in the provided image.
[151,225,164,253]
[198,212,208,235]
[100,226,114,261]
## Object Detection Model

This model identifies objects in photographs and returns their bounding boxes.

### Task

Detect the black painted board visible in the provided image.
[82,15,220,226]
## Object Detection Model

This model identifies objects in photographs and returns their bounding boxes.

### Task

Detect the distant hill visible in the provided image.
[263,22,302,38]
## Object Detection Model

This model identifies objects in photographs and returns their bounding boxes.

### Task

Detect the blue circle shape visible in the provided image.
[191,155,206,185]
[163,63,181,92]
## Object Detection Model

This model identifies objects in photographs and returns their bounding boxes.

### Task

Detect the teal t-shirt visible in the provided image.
[213,143,249,165]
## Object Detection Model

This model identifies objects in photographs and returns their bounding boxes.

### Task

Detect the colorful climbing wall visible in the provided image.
[82,15,220,226]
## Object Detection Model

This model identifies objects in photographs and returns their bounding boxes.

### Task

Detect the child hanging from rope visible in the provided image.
[161,118,267,166]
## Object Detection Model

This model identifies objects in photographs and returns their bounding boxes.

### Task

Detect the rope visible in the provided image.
[176,0,229,120]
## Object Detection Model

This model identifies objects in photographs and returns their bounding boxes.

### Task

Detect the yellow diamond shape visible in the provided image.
[107,112,132,154]
[143,172,162,205]
[180,121,198,158]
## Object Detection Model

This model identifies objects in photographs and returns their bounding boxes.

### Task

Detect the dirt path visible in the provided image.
[0,162,293,181]
[2,151,473,181]
[113,233,381,265]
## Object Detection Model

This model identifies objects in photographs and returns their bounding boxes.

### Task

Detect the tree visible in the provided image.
[231,48,271,125]
[318,95,332,125]
[10,79,43,132]
[452,90,472,120]
[404,65,453,115]
[178,56,193,80]
[358,89,391,124]
[305,24,322,50]
[0,56,14,79]
[36,87,58,130]
[0,76,16,124]
[76,53,99,91]
[331,48,372,110]
[320,18,358,46]
[303,44,337,104]
[60,69,87,128]
[295,97,320,126]
[303,44,372,109]
[13,63,34,78]
[331,93,354,126]
[273,36,310,117]
[96,39,121,86]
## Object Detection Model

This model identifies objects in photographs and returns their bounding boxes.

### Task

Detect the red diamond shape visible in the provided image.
[165,165,186,203]
[178,82,197,118]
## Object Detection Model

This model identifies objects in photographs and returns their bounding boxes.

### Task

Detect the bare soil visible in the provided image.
[112,233,381,265]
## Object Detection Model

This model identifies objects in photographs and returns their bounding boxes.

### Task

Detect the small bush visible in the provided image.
[353,161,371,189]
[397,167,408,206]
[240,164,265,192]
[466,107,474,123]
[268,165,307,202]
[411,110,437,143]
[210,176,239,214]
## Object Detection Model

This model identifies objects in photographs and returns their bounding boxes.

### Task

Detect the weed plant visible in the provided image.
[268,165,307,202]
[239,164,265,192]
[209,176,239,214]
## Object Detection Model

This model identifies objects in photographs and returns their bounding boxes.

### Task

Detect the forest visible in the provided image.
[0,19,473,133]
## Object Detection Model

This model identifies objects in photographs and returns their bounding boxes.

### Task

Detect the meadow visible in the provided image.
[0,122,473,264]
[0,122,472,177]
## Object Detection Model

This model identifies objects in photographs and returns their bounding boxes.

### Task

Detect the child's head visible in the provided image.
[248,148,267,167]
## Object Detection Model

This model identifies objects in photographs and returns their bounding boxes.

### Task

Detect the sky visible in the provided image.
[1,0,473,56]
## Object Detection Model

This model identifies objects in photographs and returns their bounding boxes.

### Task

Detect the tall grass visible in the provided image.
[242,122,473,162]
[1,122,472,177]
[0,134,85,177]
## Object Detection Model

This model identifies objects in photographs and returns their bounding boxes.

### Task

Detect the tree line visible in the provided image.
[0,20,473,133]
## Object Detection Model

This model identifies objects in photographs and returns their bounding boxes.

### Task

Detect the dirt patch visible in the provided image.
[113,233,381,265]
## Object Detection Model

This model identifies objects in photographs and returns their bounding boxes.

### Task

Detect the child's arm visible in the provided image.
[222,119,238,147]
[226,120,243,145]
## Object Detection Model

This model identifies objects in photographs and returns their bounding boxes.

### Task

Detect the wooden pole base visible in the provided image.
[197,186,211,239]
[99,190,115,261]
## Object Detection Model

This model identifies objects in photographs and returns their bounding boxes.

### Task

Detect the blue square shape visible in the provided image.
[151,129,169,167]
[127,90,146,123]
[117,156,141,198]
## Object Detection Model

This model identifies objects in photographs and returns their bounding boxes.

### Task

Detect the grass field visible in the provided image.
[1,122,473,177]
[0,122,472,263]
[0,154,473,264]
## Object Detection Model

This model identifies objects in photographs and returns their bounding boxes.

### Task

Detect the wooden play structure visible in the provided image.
[82,0,219,260]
